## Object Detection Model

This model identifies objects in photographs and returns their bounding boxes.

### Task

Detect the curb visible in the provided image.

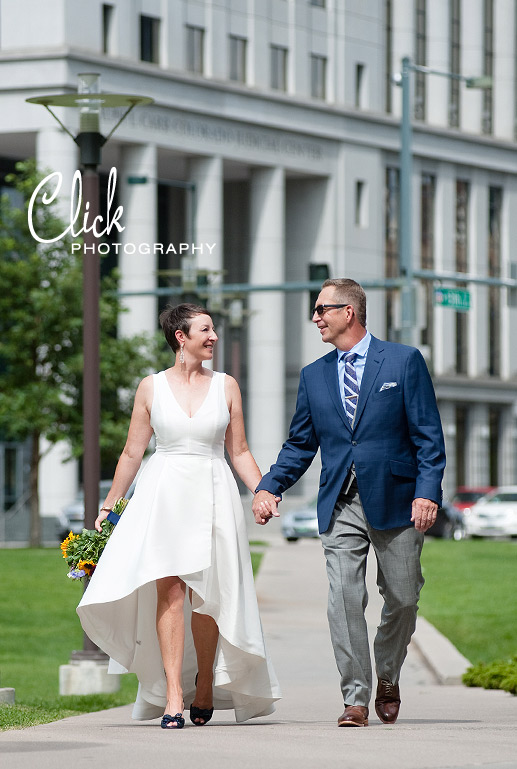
[413,615,471,685]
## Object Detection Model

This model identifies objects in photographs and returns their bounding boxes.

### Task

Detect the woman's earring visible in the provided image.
[180,345,185,364]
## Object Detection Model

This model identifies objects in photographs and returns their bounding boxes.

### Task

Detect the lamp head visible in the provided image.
[77,72,101,133]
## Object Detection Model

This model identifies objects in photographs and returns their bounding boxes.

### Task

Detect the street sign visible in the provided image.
[434,287,470,312]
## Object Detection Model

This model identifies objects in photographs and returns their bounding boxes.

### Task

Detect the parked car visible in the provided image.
[451,486,495,514]
[464,486,517,538]
[282,496,466,542]
[281,498,319,542]
[57,480,135,540]
[425,501,465,540]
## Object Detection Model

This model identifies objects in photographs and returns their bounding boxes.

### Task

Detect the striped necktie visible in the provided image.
[343,352,359,425]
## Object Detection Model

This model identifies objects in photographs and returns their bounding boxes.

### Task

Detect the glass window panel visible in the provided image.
[310,54,326,99]
[187,25,204,74]
[385,167,399,341]
[229,36,247,83]
[455,180,469,373]
[140,14,160,64]
[102,4,114,54]
[271,45,288,91]
[449,0,461,127]
[488,186,502,376]
[414,0,426,120]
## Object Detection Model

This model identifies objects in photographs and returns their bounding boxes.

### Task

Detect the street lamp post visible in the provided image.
[27,75,153,683]
[397,56,492,346]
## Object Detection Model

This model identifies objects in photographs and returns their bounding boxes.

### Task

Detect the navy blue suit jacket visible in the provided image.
[256,335,446,533]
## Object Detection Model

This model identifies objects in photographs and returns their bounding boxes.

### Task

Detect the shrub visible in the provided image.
[463,656,517,694]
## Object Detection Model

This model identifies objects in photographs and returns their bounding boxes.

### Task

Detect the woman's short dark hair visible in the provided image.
[322,278,367,328]
[159,303,212,352]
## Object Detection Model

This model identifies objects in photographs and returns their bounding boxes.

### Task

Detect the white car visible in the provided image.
[464,486,517,538]
[57,480,135,539]
[281,499,319,542]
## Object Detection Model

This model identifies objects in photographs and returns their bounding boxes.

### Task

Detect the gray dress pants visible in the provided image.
[320,477,424,707]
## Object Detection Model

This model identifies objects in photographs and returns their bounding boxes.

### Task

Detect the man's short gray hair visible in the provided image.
[322,278,367,328]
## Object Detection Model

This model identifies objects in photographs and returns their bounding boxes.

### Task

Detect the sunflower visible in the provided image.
[60,531,78,558]
[77,560,96,576]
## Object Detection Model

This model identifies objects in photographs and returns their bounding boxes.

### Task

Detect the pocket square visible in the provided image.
[379,382,398,392]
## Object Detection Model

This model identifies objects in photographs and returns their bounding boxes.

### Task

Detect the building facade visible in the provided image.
[1,0,517,521]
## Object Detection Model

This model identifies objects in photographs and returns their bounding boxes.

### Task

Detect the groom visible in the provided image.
[253,278,445,727]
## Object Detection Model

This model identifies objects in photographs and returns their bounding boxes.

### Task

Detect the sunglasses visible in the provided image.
[312,304,350,316]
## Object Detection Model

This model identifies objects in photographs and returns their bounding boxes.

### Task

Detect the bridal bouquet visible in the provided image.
[60,497,129,581]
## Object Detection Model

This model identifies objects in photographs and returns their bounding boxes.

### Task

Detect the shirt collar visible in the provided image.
[337,331,371,361]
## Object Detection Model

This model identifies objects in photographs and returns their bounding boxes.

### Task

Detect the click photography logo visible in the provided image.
[27,165,216,256]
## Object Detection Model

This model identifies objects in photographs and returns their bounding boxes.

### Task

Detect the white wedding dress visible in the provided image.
[77,370,281,723]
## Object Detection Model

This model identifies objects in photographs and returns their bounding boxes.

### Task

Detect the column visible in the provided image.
[499,404,517,485]
[493,0,515,140]
[426,0,449,127]
[118,144,158,337]
[468,177,489,377]
[188,155,224,369]
[504,178,517,378]
[248,166,285,475]
[36,128,79,523]
[390,0,415,118]
[460,0,484,134]
[36,126,79,220]
[465,403,490,486]
[433,166,456,375]
[438,401,456,499]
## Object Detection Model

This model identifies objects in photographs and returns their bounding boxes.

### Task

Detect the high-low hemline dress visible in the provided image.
[77,370,281,723]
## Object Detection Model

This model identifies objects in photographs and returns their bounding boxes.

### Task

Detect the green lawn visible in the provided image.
[0,546,264,730]
[0,548,139,730]
[420,538,517,664]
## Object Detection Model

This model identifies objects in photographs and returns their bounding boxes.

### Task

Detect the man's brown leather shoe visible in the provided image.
[337,705,369,727]
[375,679,401,724]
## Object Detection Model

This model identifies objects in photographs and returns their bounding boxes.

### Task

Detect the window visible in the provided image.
[455,180,469,373]
[229,36,247,83]
[355,63,366,108]
[385,0,393,113]
[310,54,326,99]
[310,0,325,6]
[102,4,114,55]
[186,25,204,74]
[140,14,160,64]
[488,186,502,376]
[489,406,501,484]
[414,0,426,120]
[271,45,288,91]
[355,181,368,227]
[2,446,19,511]
[449,0,461,127]
[482,0,494,134]
[385,167,399,341]
[455,406,467,487]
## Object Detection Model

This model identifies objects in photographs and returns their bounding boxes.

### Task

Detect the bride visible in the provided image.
[77,303,281,729]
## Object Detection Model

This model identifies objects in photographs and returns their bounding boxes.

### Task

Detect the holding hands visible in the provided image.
[252,490,281,526]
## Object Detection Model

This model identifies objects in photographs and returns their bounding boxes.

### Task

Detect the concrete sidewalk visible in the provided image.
[2,532,517,769]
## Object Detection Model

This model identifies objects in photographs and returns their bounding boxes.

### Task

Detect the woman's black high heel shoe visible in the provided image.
[161,713,185,729]
[190,673,214,726]
[190,704,214,726]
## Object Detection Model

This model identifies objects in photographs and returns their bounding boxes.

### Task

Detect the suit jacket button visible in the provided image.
[352,441,357,446]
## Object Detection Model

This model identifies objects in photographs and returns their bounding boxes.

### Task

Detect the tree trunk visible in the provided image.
[29,431,41,548]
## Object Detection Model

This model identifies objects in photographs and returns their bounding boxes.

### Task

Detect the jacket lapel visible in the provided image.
[323,350,351,432]
[353,336,384,429]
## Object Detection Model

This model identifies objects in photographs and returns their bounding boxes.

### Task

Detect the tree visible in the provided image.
[0,160,170,546]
